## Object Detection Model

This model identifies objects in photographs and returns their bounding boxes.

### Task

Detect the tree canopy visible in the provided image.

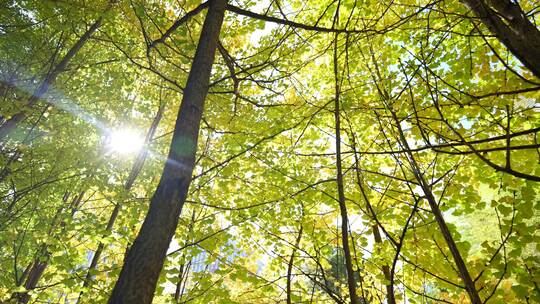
[0,0,539,303]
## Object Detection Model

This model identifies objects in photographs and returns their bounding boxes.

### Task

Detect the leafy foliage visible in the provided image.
[0,0,539,303]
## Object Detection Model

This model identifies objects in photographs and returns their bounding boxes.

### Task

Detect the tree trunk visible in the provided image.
[13,261,48,303]
[391,111,482,304]
[0,17,103,143]
[372,225,395,304]
[12,192,84,303]
[286,226,303,304]
[333,31,359,304]
[462,0,540,78]
[349,125,396,304]
[77,106,162,303]
[174,263,186,302]
[107,1,227,303]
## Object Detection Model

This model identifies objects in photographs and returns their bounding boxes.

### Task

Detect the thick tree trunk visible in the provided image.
[0,17,103,143]
[107,1,227,303]
[462,0,540,78]
[391,112,482,304]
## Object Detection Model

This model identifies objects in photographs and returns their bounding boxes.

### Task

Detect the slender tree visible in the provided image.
[333,28,360,304]
[77,106,163,302]
[11,191,85,303]
[286,225,303,304]
[390,110,483,304]
[0,14,105,143]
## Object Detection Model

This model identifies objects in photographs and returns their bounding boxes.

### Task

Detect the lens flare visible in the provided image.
[106,129,144,155]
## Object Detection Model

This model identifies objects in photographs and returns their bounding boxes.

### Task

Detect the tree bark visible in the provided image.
[462,0,540,78]
[13,259,48,303]
[0,17,103,143]
[107,1,227,303]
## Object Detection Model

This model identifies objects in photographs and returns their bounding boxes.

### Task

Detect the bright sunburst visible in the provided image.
[106,129,144,155]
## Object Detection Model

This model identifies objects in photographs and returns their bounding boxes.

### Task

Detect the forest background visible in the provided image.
[0,0,539,303]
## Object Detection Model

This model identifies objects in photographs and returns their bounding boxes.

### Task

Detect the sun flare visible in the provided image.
[106,129,144,155]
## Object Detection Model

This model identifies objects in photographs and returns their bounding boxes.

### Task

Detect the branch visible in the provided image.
[226,4,373,34]
[147,1,210,53]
